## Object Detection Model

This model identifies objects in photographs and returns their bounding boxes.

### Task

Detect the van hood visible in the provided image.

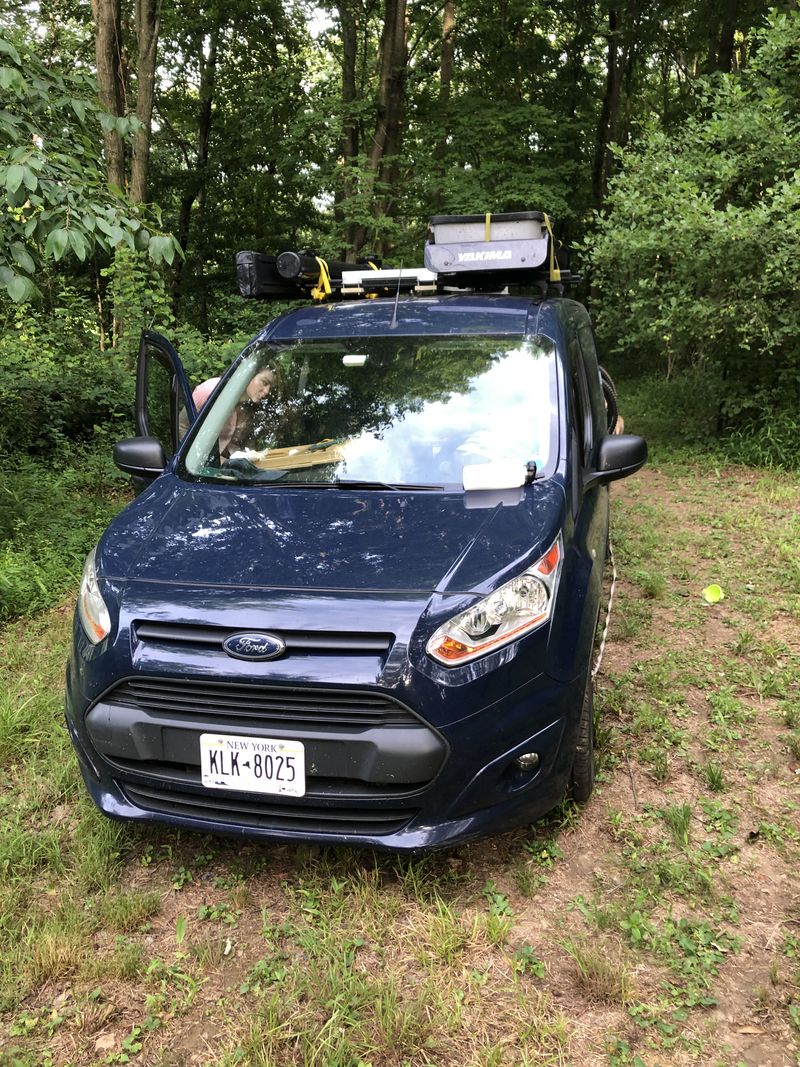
[99,476,566,595]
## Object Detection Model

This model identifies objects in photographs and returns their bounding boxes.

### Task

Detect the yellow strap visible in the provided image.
[311,256,332,301]
[363,258,379,296]
[543,213,561,283]
[485,212,491,241]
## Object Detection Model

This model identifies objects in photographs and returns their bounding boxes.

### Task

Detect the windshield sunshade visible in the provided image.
[182,336,558,488]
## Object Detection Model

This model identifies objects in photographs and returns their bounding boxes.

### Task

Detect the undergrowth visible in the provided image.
[0,435,128,622]
[604,366,800,470]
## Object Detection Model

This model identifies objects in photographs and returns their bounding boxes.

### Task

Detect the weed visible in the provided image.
[197,901,239,925]
[562,937,633,1004]
[659,802,693,849]
[708,687,751,726]
[98,889,162,932]
[482,880,514,945]
[632,569,667,599]
[701,760,726,792]
[511,858,546,897]
[524,836,564,868]
[239,956,289,995]
[783,732,800,761]
[171,866,193,890]
[91,936,145,980]
[417,893,474,965]
[641,745,669,781]
[513,944,546,978]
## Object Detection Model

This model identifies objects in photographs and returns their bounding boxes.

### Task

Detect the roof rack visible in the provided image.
[236,210,576,302]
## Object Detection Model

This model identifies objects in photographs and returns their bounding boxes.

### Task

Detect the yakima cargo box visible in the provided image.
[429,211,546,244]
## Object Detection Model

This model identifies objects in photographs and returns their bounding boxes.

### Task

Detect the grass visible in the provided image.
[1,449,800,1065]
[0,437,128,623]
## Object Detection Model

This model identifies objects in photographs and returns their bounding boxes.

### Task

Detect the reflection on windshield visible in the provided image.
[183,336,557,488]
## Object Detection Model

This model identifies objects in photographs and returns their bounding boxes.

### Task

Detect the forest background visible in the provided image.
[1,0,799,621]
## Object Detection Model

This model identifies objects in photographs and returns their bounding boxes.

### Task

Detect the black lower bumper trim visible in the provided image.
[122,782,417,836]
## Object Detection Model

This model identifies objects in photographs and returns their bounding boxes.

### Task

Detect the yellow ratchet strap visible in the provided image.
[311,257,332,301]
[543,213,561,283]
[485,212,492,241]
[364,257,379,297]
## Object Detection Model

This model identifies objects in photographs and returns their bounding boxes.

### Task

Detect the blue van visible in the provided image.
[66,231,646,851]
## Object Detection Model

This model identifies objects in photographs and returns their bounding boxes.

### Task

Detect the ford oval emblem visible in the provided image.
[223,632,286,661]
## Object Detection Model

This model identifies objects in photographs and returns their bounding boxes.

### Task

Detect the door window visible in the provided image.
[577,321,607,440]
[135,333,194,458]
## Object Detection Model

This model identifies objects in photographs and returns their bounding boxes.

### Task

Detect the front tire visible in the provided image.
[570,674,595,803]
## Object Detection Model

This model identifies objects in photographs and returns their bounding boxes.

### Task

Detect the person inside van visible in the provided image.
[179,367,278,458]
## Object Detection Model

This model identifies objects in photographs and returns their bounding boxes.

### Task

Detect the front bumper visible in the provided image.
[66,662,583,852]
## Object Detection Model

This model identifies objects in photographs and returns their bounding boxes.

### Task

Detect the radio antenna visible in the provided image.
[389,261,403,330]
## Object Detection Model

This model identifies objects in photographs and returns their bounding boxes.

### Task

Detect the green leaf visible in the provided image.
[134,227,151,252]
[175,915,187,945]
[149,234,176,266]
[68,229,88,261]
[22,167,37,192]
[0,38,22,65]
[0,66,23,91]
[70,98,86,123]
[7,272,34,302]
[44,227,69,260]
[6,164,24,194]
[10,243,36,274]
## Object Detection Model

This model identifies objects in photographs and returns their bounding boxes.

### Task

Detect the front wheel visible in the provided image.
[570,674,595,803]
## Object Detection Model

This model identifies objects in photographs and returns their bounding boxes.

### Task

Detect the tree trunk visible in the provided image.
[172,26,219,313]
[592,8,618,207]
[440,0,455,109]
[717,0,739,73]
[349,0,408,256]
[130,0,160,204]
[336,0,360,259]
[704,0,740,73]
[432,0,455,210]
[93,0,126,190]
[367,0,407,176]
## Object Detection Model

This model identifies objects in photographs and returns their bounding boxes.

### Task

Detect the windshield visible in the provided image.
[182,335,558,488]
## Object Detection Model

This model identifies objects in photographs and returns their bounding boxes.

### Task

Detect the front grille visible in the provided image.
[134,622,393,656]
[123,782,416,836]
[107,758,423,800]
[109,677,419,728]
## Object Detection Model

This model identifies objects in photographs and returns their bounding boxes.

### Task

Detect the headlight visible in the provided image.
[78,547,111,644]
[426,537,562,666]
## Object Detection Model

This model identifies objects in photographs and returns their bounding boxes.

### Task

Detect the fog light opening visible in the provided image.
[515,752,540,771]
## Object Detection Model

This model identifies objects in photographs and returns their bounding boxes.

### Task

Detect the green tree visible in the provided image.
[0,31,178,303]
[588,9,800,449]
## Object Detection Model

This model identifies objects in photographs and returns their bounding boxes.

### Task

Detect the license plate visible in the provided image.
[200,734,305,797]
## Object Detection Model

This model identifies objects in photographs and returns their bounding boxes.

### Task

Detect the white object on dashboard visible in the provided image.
[462,461,526,491]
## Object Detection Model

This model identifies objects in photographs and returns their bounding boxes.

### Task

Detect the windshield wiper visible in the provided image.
[333,478,443,491]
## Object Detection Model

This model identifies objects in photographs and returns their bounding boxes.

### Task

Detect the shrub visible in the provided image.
[587,9,800,465]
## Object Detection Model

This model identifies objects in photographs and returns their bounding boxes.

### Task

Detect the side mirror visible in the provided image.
[114,436,167,478]
[585,434,647,488]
